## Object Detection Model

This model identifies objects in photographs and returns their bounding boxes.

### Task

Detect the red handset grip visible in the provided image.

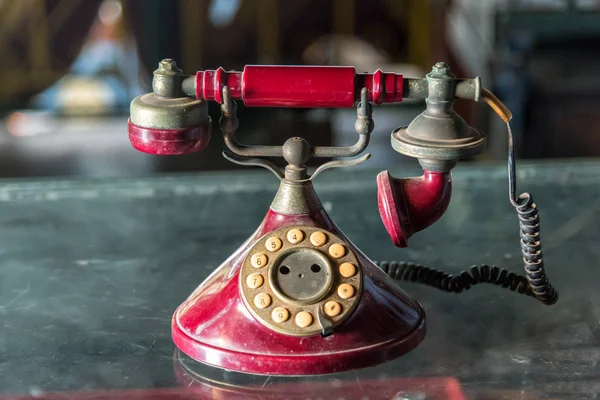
[195,66,404,107]
[377,170,452,247]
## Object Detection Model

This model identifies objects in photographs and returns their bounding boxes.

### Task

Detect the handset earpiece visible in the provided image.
[128,59,212,155]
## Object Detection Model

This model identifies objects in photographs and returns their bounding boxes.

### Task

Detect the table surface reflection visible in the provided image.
[1,160,599,400]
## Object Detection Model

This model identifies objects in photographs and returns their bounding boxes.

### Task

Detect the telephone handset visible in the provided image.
[127,60,558,375]
[376,88,558,305]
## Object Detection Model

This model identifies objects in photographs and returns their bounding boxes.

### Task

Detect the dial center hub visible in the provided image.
[272,249,333,304]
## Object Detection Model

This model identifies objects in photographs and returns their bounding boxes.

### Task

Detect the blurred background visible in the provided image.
[0,0,598,178]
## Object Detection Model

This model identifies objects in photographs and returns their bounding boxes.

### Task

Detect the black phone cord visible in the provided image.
[375,119,558,305]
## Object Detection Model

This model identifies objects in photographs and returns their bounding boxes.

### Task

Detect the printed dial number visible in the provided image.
[251,253,268,268]
[337,283,355,299]
[286,229,304,244]
[246,273,264,289]
[265,237,282,252]
[271,306,290,323]
[254,293,272,309]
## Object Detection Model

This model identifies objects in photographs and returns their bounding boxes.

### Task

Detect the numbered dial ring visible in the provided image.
[240,226,362,337]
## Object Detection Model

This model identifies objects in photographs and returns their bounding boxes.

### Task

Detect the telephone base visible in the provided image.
[172,207,426,375]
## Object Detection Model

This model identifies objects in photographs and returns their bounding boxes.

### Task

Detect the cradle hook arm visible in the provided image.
[220,86,284,158]
[311,88,374,158]
[222,151,284,180]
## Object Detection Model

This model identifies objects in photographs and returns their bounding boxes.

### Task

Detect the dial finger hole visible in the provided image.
[279,265,290,275]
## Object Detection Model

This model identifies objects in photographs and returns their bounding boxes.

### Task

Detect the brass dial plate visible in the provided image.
[240,226,362,337]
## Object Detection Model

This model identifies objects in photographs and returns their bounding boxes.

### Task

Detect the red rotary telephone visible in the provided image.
[127,59,557,375]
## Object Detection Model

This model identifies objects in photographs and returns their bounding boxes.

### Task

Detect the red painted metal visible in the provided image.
[195,66,404,107]
[172,207,426,375]
[127,119,212,155]
[377,170,452,248]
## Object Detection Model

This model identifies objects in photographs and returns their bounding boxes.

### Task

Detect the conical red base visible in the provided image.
[172,208,426,375]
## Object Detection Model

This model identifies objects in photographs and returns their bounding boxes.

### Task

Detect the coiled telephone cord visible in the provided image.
[375,185,558,305]
[375,261,533,296]
[375,89,558,305]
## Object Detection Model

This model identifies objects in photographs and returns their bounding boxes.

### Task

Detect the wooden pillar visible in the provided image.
[333,0,355,64]
[179,0,207,70]
[407,0,431,69]
[257,0,279,64]
[29,0,51,76]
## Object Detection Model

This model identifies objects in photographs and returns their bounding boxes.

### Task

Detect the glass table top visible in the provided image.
[1,160,599,400]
